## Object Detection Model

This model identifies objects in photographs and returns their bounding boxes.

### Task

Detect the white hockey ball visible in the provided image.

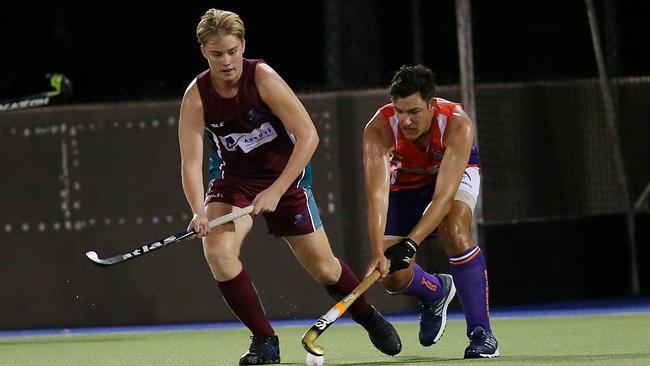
[305,352,324,366]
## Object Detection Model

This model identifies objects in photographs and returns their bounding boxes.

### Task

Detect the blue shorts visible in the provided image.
[205,177,322,237]
[385,183,437,239]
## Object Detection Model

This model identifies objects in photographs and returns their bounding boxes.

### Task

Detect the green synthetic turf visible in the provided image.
[1,313,649,366]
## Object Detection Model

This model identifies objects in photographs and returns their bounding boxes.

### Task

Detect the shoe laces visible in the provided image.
[469,328,495,347]
[419,303,438,326]
[247,335,275,354]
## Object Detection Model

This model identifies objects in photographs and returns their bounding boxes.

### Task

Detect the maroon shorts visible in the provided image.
[205,177,323,237]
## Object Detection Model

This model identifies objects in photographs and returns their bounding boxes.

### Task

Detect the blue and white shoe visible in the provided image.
[464,326,500,359]
[418,273,456,346]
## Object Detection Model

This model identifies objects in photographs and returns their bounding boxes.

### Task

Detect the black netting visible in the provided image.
[1,1,461,102]
[2,0,649,222]
[471,0,650,222]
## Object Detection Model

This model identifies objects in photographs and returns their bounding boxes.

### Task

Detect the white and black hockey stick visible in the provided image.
[85,205,254,266]
[0,73,73,112]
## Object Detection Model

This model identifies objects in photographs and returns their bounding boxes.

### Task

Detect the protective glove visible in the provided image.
[384,238,418,273]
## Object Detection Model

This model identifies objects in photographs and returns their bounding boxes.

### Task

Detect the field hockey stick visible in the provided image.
[85,205,254,266]
[0,73,73,112]
[302,269,382,356]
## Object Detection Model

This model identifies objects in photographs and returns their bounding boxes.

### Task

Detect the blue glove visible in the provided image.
[384,238,418,273]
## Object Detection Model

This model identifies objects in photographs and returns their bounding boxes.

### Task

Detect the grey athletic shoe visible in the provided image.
[418,273,456,346]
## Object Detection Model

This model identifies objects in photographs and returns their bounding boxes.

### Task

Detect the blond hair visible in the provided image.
[196,9,245,45]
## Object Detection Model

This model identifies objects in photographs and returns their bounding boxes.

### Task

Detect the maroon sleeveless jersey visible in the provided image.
[196,59,297,181]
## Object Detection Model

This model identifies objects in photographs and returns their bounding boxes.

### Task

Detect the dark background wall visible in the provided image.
[1,82,648,329]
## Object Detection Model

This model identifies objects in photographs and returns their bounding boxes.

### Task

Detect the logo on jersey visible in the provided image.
[218,122,278,153]
[210,121,224,128]
[248,108,262,121]
[431,150,444,160]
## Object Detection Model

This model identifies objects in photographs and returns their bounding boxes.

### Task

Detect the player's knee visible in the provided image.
[309,261,340,285]
[440,220,469,245]
[203,246,237,269]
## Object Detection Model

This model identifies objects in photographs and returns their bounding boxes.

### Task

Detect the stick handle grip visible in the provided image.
[207,205,254,229]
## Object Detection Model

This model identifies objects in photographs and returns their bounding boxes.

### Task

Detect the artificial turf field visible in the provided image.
[1,312,649,366]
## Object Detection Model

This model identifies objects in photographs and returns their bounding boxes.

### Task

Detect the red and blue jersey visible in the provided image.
[378,98,480,191]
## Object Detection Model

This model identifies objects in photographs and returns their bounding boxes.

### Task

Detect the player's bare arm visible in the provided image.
[408,107,475,243]
[178,80,209,237]
[363,112,395,277]
[254,63,319,214]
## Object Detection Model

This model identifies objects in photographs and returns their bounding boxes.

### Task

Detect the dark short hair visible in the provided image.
[389,65,436,102]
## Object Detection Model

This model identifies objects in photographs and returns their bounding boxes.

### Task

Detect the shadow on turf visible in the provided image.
[0,335,137,345]
[500,352,650,363]
[282,356,457,365]
[280,352,650,365]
